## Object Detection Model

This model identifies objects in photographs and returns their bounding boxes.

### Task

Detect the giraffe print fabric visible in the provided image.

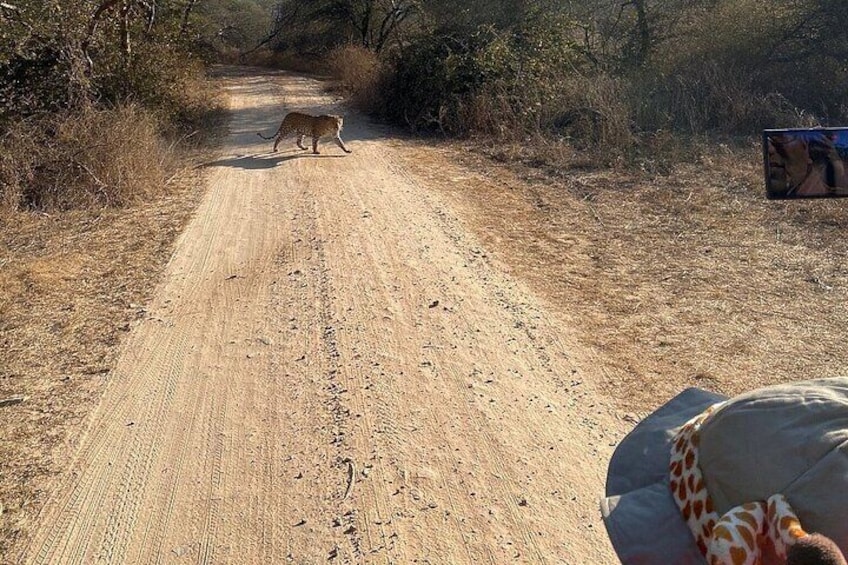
[669,403,821,564]
[669,403,724,557]
[602,379,848,565]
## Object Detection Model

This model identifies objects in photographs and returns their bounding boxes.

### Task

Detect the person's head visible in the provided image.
[768,134,813,190]
[786,534,847,565]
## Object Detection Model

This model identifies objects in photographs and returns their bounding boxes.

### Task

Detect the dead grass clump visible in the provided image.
[550,73,634,153]
[322,45,385,113]
[0,167,208,556]
[166,64,229,139]
[0,105,168,212]
[456,72,633,165]
[456,85,524,139]
[628,61,819,136]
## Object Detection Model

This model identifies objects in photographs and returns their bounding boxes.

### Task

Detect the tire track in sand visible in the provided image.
[16,67,625,564]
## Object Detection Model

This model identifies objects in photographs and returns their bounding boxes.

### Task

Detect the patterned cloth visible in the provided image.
[601,378,848,564]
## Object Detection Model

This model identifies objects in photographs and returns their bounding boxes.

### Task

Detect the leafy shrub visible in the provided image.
[385,21,564,134]
[0,45,89,125]
[0,1,224,214]
[379,26,508,134]
[368,14,633,155]
[90,41,222,133]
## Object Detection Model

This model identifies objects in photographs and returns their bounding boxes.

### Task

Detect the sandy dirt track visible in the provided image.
[15,68,627,564]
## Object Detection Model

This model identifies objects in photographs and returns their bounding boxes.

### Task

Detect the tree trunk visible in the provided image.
[180,0,199,38]
[631,0,651,66]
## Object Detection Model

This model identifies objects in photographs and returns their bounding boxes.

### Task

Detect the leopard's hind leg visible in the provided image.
[296,134,308,150]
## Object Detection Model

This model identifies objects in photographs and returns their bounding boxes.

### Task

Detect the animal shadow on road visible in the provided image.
[200,152,345,170]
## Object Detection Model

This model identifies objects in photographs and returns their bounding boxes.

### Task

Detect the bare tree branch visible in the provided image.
[0,1,31,29]
[241,1,303,56]
[179,0,199,38]
[82,0,123,72]
[139,0,156,34]
[374,0,416,52]
[120,1,132,56]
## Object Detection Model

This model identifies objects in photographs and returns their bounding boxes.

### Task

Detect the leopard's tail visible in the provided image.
[257,119,285,140]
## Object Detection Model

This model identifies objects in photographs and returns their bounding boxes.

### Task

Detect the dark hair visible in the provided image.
[806,134,836,162]
[786,534,847,565]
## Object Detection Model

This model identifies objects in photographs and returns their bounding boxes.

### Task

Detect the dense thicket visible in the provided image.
[1,1,209,122]
[0,0,225,211]
[262,0,848,159]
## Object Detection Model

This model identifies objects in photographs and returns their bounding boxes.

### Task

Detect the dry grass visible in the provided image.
[0,106,167,211]
[565,153,848,410]
[0,64,225,550]
[321,45,385,113]
[397,136,848,417]
[0,65,225,215]
[0,150,213,553]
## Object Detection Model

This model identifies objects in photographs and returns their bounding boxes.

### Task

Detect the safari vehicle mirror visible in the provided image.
[764,127,848,199]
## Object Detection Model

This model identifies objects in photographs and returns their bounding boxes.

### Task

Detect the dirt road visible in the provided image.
[15,68,626,564]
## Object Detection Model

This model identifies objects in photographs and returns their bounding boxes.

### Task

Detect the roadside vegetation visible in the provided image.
[5,0,848,209]
[0,0,236,551]
[3,0,848,555]
[254,1,848,170]
[0,1,230,214]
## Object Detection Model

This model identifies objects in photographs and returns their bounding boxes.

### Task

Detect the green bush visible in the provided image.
[364,13,633,156]
[380,16,581,133]
[102,47,220,132]
[379,29,495,134]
